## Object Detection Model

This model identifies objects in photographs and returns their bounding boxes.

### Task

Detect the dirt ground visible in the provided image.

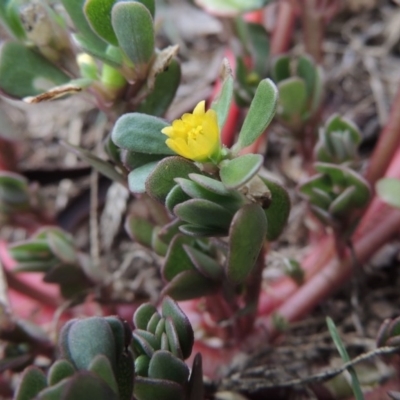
[2,0,400,399]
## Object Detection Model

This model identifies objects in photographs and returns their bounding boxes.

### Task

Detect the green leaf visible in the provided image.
[260,177,290,241]
[277,77,308,120]
[47,360,76,386]
[188,354,204,400]
[272,55,290,82]
[165,185,191,214]
[61,142,126,185]
[164,318,183,359]
[84,0,118,46]
[133,304,158,330]
[148,350,190,385]
[135,354,150,376]
[128,161,159,193]
[60,371,119,400]
[47,230,77,264]
[62,318,117,372]
[125,215,154,247]
[134,377,185,400]
[174,199,233,231]
[14,367,47,400]
[211,58,234,129]
[247,22,270,78]
[137,58,181,117]
[0,42,70,98]
[60,0,107,52]
[161,297,194,360]
[179,224,226,237]
[158,219,184,244]
[326,317,364,400]
[376,178,400,209]
[132,333,155,358]
[112,2,154,75]
[188,173,233,196]
[162,269,218,301]
[112,113,171,155]
[121,151,162,171]
[236,78,278,149]
[133,0,155,18]
[162,234,195,281]
[220,154,263,189]
[183,245,224,281]
[296,55,316,98]
[226,204,267,284]
[145,156,201,203]
[147,313,161,334]
[88,355,118,394]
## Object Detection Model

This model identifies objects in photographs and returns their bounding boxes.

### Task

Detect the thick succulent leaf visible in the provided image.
[272,55,291,82]
[164,317,183,359]
[296,55,316,98]
[73,35,121,67]
[147,313,161,334]
[376,178,400,209]
[134,377,185,400]
[61,0,107,51]
[188,173,232,196]
[165,184,191,214]
[47,230,77,264]
[174,198,233,231]
[145,156,201,203]
[325,114,361,144]
[61,317,117,372]
[132,333,155,358]
[195,0,270,16]
[60,371,119,400]
[277,77,308,120]
[112,113,171,154]
[0,42,70,98]
[158,219,184,244]
[211,58,234,129]
[161,297,194,360]
[61,142,126,185]
[315,163,371,207]
[220,154,263,189]
[329,186,358,216]
[84,0,118,46]
[122,150,164,171]
[226,204,267,284]
[237,78,278,149]
[247,22,270,78]
[134,304,158,330]
[135,354,151,376]
[128,161,159,193]
[133,330,160,351]
[260,177,290,241]
[162,234,195,281]
[188,354,204,400]
[88,355,118,394]
[125,215,154,248]
[179,224,227,237]
[14,367,47,400]
[183,245,224,281]
[47,360,76,386]
[0,1,25,40]
[112,2,154,75]
[148,350,190,385]
[137,58,181,117]
[162,269,218,301]
[9,240,53,263]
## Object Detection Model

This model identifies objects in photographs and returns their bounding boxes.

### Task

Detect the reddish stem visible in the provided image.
[365,84,400,188]
[0,138,17,171]
[270,1,297,56]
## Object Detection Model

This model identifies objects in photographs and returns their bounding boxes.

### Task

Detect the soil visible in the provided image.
[1,0,400,399]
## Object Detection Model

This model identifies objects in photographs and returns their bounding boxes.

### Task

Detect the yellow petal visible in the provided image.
[166,138,193,159]
[193,101,205,116]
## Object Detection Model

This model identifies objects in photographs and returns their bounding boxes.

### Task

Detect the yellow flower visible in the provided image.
[161,101,221,163]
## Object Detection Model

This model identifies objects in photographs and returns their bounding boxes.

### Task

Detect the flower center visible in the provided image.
[188,125,203,142]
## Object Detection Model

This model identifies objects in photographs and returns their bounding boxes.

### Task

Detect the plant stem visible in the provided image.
[365,84,400,188]
[270,1,297,56]
[301,0,324,63]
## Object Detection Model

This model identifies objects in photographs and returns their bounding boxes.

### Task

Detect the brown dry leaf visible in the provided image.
[23,83,83,103]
